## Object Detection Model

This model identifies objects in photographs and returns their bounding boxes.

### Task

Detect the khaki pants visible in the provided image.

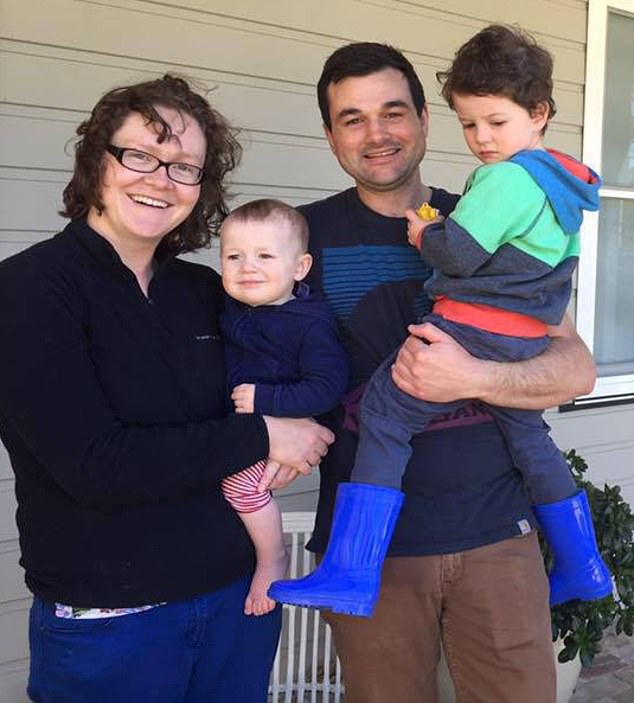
[321,533,555,703]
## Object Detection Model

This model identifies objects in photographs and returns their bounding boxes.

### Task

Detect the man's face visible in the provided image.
[324,68,428,195]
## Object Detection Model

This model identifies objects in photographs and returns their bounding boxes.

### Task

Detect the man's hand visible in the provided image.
[232,383,256,414]
[392,314,596,410]
[392,322,480,403]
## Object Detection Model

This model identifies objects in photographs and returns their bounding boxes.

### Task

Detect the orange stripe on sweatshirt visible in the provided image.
[433,297,548,338]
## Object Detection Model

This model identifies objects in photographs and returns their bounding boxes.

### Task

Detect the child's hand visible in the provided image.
[232,383,256,413]
[405,209,426,248]
[405,208,444,249]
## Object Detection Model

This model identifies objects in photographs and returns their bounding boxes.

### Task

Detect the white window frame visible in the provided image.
[576,0,634,404]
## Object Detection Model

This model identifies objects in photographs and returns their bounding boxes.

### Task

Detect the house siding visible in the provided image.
[1,1,632,699]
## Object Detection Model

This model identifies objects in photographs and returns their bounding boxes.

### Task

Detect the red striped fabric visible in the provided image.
[221,460,272,513]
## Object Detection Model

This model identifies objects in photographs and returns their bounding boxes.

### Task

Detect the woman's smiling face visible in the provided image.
[88,107,206,254]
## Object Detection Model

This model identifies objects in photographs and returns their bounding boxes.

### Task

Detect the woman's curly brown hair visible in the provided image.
[61,74,241,253]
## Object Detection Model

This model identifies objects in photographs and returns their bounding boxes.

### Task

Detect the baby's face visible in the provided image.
[221,217,310,307]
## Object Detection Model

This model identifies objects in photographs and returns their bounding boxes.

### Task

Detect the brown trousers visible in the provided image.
[321,533,555,703]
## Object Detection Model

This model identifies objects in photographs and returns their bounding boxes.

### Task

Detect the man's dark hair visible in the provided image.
[222,199,309,252]
[437,25,556,125]
[61,73,241,253]
[317,42,426,129]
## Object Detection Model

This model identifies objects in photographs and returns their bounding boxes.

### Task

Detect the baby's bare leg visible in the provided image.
[240,499,289,615]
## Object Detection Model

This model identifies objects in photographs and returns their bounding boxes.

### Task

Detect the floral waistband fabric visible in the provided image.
[54,602,165,619]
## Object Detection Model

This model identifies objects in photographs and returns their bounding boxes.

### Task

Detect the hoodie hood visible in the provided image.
[510,149,601,234]
[272,282,338,325]
[223,281,337,327]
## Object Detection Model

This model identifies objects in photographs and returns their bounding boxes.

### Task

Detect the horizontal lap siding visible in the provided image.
[548,404,634,508]
[2,2,612,700]
[0,0,587,205]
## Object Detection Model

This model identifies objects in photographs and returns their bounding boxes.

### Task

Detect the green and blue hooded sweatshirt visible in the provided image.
[422,149,601,326]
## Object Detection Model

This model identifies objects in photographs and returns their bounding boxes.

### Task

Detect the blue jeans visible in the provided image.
[28,576,281,703]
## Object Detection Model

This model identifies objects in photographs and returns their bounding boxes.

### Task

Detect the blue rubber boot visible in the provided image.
[534,489,612,606]
[268,482,404,617]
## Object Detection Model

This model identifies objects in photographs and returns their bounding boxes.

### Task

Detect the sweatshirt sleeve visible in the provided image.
[253,318,348,417]
[420,162,547,277]
[0,257,269,509]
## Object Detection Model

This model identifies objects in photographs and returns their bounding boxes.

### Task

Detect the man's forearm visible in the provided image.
[476,320,596,410]
[392,315,596,409]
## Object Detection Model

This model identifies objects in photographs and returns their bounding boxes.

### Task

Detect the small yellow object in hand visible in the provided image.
[416,202,439,221]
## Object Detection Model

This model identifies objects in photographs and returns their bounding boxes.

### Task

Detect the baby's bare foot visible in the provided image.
[244,550,289,616]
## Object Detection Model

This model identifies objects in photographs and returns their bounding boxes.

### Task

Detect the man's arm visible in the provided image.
[391,314,596,410]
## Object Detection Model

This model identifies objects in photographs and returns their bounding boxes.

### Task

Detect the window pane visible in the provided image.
[594,198,634,375]
[601,11,634,187]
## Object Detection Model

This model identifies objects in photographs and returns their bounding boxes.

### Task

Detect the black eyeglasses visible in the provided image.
[106,145,204,185]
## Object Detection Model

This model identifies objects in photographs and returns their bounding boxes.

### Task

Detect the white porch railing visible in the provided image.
[268,512,344,703]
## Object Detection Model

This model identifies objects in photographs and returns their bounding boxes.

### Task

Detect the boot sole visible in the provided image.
[269,593,374,617]
[550,581,613,606]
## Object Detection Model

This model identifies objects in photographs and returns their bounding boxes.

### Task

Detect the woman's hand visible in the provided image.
[257,462,306,492]
[262,416,334,470]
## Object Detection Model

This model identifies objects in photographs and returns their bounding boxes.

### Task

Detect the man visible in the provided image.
[291,42,594,703]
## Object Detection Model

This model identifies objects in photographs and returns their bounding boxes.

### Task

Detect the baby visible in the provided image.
[219,198,348,615]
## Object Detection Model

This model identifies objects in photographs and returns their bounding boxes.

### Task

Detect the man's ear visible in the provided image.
[323,123,337,154]
[294,253,313,281]
[419,104,430,139]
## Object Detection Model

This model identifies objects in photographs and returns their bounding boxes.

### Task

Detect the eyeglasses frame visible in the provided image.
[105,145,204,186]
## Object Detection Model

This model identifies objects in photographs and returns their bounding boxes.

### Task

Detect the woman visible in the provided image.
[0,74,333,703]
